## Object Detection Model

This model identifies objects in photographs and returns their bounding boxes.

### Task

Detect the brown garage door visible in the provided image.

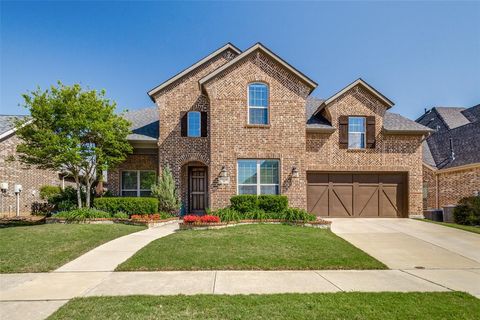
[307,172,407,218]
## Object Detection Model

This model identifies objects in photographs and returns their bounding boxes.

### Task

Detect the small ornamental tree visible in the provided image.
[15,82,132,208]
[151,166,181,214]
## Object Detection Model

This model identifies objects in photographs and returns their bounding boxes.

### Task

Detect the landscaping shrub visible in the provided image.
[281,208,317,222]
[54,208,111,221]
[39,185,62,201]
[200,215,221,223]
[454,196,480,226]
[258,195,288,213]
[230,195,259,213]
[214,207,241,222]
[31,202,55,216]
[40,186,83,211]
[151,166,181,214]
[113,212,129,219]
[93,197,158,215]
[244,208,267,220]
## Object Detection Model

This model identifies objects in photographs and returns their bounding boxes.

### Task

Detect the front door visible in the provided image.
[188,167,207,214]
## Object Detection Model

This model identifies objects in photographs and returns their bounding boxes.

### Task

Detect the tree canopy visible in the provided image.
[16,82,132,207]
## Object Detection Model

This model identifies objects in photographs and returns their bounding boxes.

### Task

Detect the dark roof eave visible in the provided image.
[382,128,433,135]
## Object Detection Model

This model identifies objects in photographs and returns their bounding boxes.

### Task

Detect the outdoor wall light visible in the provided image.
[292,166,299,178]
[218,166,230,185]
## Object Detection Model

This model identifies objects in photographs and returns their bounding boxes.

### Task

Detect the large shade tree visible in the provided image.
[15,82,132,208]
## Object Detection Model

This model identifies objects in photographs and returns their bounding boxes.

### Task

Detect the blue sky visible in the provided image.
[1,1,479,120]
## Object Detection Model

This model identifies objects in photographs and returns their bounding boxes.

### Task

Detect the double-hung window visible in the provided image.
[187,111,201,137]
[248,83,269,125]
[237,160,279,195]
[121,170,156,196]
[348,117,366,149]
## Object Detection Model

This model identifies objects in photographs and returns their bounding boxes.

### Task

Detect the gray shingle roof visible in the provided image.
[0,115,28,137]
[422,141,436,167]
[383,112,433,133]
[123,107,159,141]
[305,97,334,131]
[417,105,480,169]
[435,107,470,129]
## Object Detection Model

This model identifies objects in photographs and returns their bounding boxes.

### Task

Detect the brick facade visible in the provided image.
[113,45,427,216]
[108,151,159,196]
[305,86,424,214]
[203,51,310,209]
[423,164,480,209]
[0,133,66,215]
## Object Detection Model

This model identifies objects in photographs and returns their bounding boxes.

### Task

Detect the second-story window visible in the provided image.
[187,111,201,137]
[248,83,269,125]
[348,117,366,149]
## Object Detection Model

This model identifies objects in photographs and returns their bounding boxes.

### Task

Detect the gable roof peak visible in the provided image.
[147,43,241,100]
[322,78,394,108]
[198,42,318,91]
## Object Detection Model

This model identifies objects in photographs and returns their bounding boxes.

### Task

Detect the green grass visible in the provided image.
[117,224,386,271]
[0,224,145,273]
[416,219,480,234]
[48,292,480,320]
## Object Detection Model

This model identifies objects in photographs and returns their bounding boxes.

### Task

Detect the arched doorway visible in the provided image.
[181,161,208,214]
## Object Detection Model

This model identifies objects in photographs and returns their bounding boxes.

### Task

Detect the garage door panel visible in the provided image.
[307,172,407,218]
[330,185,353,217]
[382,185,404,217]
[307,185,328,215]
[355,185,379,217]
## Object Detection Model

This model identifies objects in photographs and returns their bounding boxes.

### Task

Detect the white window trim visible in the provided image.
[247,83,269,125]
[348,116,366,149]
[187,111,201,137]
[236,159,280,195]
[121,170,156,197]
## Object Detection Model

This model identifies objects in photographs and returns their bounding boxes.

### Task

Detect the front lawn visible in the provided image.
[117,224,386,271]
[48,292,479,320]
[0,224,145,273]
[416,219,480,234]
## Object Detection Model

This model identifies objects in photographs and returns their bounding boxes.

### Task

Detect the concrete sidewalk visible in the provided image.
[1,269,479,319]
[55,222,178,272]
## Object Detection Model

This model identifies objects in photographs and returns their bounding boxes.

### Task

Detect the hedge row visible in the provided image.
[93,197,158,215]
[230,195,289,213]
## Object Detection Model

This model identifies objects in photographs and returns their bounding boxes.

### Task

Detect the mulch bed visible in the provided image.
[0,215,46,227]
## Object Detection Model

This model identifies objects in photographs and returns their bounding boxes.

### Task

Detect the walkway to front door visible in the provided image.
[189,166,207,214]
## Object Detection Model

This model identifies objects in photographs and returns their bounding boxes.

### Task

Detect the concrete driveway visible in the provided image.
[329,218,480,270]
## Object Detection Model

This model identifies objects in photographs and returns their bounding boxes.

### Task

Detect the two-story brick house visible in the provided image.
[108,43,432,217]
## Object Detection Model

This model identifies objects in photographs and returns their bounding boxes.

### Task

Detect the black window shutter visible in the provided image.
[366,116,376,148]
[201,112,207,137]
[180,112,187,137]
[339,116,348,149]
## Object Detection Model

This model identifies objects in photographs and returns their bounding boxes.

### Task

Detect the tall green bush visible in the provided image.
[39,185,62,201]
[230,195,259,213]
[151,166,181,214]
[454,196,480,226]
[258,195,288,213]
[93,197,158,215]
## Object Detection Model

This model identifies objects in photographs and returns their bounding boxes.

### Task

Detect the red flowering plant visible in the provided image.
[131,214,162,221]
[182,214,220,224]
[200,215,220,223]
[183,215,201,224]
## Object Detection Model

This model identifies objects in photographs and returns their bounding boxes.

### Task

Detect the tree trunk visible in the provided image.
[74,176,82,208]
[85,181,91,208]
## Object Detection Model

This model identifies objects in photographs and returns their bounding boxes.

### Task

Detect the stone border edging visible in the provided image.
[179,219,331,230]
[46,217,179,228]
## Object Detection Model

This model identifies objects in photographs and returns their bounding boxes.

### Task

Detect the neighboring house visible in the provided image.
[108,42,432,217]
[0,115,68,215]
[416,105,480,209]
